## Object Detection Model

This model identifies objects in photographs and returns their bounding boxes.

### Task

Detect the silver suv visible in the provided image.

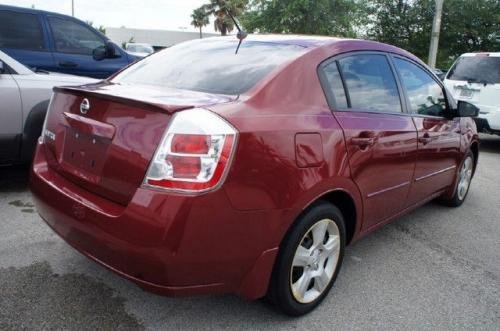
[0,50,96,165]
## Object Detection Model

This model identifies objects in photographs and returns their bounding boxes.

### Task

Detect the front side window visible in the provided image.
[338,54,402,113]
[394,58,447,117]
[113,39,307,95]
[48,17,104,55]
[0,11,45,50]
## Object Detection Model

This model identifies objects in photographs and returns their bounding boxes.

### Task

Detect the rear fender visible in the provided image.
[21,100,49,163]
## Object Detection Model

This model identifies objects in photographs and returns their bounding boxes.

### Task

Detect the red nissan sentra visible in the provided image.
[30,35,479,315]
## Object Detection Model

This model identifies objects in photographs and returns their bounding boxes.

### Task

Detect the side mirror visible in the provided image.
[457,100,479,117]
[105,41,116,58]
[0,60,5,74]
[92,42,117,61]
[92,45,107,61]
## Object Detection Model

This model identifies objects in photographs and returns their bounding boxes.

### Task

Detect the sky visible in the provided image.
[0,0,216,32]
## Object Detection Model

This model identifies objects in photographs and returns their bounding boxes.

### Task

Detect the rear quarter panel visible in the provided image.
[210,47,364,248]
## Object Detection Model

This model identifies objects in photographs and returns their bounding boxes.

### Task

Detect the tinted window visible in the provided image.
[447,56,500,84]
[338,54,402,113]
[113,39,307,95]
[48,17,104,55]
[321,62,348,108]
[0,11,45,50]
[394,58,447,116]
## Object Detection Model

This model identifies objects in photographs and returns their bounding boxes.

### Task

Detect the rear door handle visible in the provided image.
[351,137,377,147]
[59,61,78,68]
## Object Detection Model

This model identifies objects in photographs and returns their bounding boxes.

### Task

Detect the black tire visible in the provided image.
[268,201,346,316]
[441,150,474,207]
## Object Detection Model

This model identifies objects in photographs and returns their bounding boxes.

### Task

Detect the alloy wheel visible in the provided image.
[457,156,473,201]
[290,219,340,304]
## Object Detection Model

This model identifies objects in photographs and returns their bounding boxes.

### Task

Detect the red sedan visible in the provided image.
[30,35,479,315]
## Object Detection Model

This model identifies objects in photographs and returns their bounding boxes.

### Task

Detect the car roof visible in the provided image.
[233,34,342,48]
[216,34,417,56]
[459,52,500,57]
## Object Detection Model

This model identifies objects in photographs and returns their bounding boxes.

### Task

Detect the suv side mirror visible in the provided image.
[92,42,117,61]
[457,100,479,117]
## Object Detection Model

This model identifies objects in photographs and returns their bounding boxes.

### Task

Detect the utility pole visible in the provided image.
[428,0,444,68]
[71,0,74,17]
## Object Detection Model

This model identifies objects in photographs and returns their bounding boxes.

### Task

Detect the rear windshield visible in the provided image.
[113,38,307,95]
[447,56,500,84]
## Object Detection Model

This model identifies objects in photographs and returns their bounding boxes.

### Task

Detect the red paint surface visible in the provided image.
[30,37,478,299]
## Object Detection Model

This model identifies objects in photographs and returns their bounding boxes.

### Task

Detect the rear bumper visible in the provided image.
[30,142,279,299]
[474,113,500,134]
[470,104,500,133]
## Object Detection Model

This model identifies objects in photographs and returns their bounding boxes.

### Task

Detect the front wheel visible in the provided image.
[441,151,474,207]
[268,202,345,316]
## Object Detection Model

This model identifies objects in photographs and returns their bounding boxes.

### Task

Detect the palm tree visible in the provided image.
[191,8,209,39]
[202,0,246,36]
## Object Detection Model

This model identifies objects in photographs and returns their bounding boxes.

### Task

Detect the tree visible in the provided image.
[365,0,500,68]
[191,8,210,38]
[241,0,365,37]
[201,0,248,36]
[86,20,106,34]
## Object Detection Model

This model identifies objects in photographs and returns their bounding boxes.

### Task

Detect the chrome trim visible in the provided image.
[415,165,456,182]
[367,181,410,198]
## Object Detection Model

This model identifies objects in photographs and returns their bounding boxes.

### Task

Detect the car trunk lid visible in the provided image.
[43,82,236,205]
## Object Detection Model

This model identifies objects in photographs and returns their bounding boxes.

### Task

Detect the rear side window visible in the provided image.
[0,11,45,50]
[338,54,402,113]
[321,62,348,109]
[113,39,307,95]
[447,56,500,84]
[394,58,447,117]
[48,17,104,55]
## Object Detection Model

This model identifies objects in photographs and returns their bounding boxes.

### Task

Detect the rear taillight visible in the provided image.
[143,108,237,193]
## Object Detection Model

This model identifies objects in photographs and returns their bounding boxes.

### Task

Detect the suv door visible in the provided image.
[0,62,23,162]
[0,9,55,71]
[392,56,461,206]
[46,15,128,78]
[319,53,417,230]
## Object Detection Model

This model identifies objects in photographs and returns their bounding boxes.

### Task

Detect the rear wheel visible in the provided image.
[268,202,345,316]
[441,151,474,207]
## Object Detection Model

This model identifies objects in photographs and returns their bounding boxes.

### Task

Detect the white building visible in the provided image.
[105,27,219,49]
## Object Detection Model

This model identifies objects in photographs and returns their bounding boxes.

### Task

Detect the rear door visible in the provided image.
[319,52,417,230]
[45,15,128,78]
[392,56,461,206]
[0,9,55,71]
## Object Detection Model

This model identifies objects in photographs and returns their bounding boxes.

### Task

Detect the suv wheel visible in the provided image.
[268,202,345,316]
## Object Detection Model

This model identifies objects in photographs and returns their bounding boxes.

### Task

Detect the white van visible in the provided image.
[444,53,500,135]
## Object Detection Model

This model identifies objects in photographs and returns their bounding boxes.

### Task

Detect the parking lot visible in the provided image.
[0,134,499,330]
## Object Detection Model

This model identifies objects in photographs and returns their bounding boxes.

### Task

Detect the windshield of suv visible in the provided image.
[447,56,500,84]
[113,38,307,95]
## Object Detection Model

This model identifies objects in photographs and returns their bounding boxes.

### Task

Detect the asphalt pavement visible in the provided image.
[1,134,499,330]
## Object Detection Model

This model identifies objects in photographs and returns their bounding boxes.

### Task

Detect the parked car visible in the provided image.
[0,50,96,165]
[433,68,447,80]
[30,35,479,316]
[0,5,138,79]
[125,43,154,58]
[444,52,500,135]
